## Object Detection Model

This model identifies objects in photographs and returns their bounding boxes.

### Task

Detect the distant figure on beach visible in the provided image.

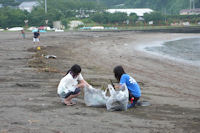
[57,64,92,106]
[21,30,25,39]
[113,65,141,108]
[33,30,40,45]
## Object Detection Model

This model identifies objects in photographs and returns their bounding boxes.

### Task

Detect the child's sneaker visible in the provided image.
[127,103,135,109]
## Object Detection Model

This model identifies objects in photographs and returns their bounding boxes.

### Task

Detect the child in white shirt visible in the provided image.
[57,64,91,106]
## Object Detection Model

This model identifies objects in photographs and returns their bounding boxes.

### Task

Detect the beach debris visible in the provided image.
[16,83,41,88]
[45,55,57,59]
[37,46,41,50]
[28,98,34,101]
[10,121,24,125]
[28,120,40,125]
[136,101,151,106]
[39,67,60,73]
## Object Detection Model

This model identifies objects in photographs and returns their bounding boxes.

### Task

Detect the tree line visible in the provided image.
[2,0,200,14]
[1,0,200,29]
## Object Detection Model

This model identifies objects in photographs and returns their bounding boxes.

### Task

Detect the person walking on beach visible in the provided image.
[57,64,92,106]
[33,30,40,45]
[21,30,25,39]
[113,65,141,108]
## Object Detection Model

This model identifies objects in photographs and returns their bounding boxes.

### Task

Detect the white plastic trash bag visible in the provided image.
[106,84,129,111]
[84,84,129,111]
[84,86,108,107]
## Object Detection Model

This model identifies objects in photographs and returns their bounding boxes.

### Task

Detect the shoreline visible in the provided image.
[77,25,200,33]
[135,36,200,67]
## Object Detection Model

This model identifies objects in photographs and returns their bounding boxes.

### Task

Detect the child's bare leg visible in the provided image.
[64,92,80,105]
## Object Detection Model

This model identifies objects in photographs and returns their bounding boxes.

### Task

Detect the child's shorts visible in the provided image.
[33,38,39,42]
[59,88,81,98]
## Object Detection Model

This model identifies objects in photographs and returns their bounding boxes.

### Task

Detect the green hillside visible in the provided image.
[1,0,200,14]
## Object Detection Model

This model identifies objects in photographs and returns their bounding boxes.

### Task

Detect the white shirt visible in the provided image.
[57,73,83,94]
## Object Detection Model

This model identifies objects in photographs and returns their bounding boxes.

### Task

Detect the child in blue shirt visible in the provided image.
[113,65,141,108]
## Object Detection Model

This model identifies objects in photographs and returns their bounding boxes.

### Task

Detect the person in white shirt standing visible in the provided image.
[57,64,92,106]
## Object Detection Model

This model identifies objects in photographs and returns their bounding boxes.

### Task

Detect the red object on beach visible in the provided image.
[131,97,134,104]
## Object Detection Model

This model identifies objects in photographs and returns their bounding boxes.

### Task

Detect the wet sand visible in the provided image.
[0,31,200,133]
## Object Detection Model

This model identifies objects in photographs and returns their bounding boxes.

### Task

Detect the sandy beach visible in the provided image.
[0,31,199,133]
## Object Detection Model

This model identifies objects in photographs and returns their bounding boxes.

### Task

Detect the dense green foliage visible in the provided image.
[0,0,20,6]
[0,0,101,28]
[2,0,200,14]
[0,7,26,28]
[91,12,128,24]
[1,0,200,29]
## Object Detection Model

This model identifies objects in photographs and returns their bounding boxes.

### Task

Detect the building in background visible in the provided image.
[19,1,39,12]
[53,21,65,30]
[180,9,200,15]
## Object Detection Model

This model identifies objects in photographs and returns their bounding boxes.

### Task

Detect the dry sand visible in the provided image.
[0,31,199,133]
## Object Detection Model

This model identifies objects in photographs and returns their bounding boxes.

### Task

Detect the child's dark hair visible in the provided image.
[66,64,81,78]
[113,65,126,82]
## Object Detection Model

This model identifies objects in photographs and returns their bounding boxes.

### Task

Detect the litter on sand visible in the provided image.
[45,55,57,59]
[136,101,151,106]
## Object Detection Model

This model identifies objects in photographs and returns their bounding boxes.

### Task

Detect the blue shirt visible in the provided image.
[120,74,141,98]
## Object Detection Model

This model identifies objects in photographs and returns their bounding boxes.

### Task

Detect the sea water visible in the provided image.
[145,38,200,66]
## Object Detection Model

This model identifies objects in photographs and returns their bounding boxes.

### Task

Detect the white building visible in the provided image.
[106,8,153,17]
[180,9,200,15]
[69,21,84,30]
[19,1,39,12]
[53,21,65,30]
